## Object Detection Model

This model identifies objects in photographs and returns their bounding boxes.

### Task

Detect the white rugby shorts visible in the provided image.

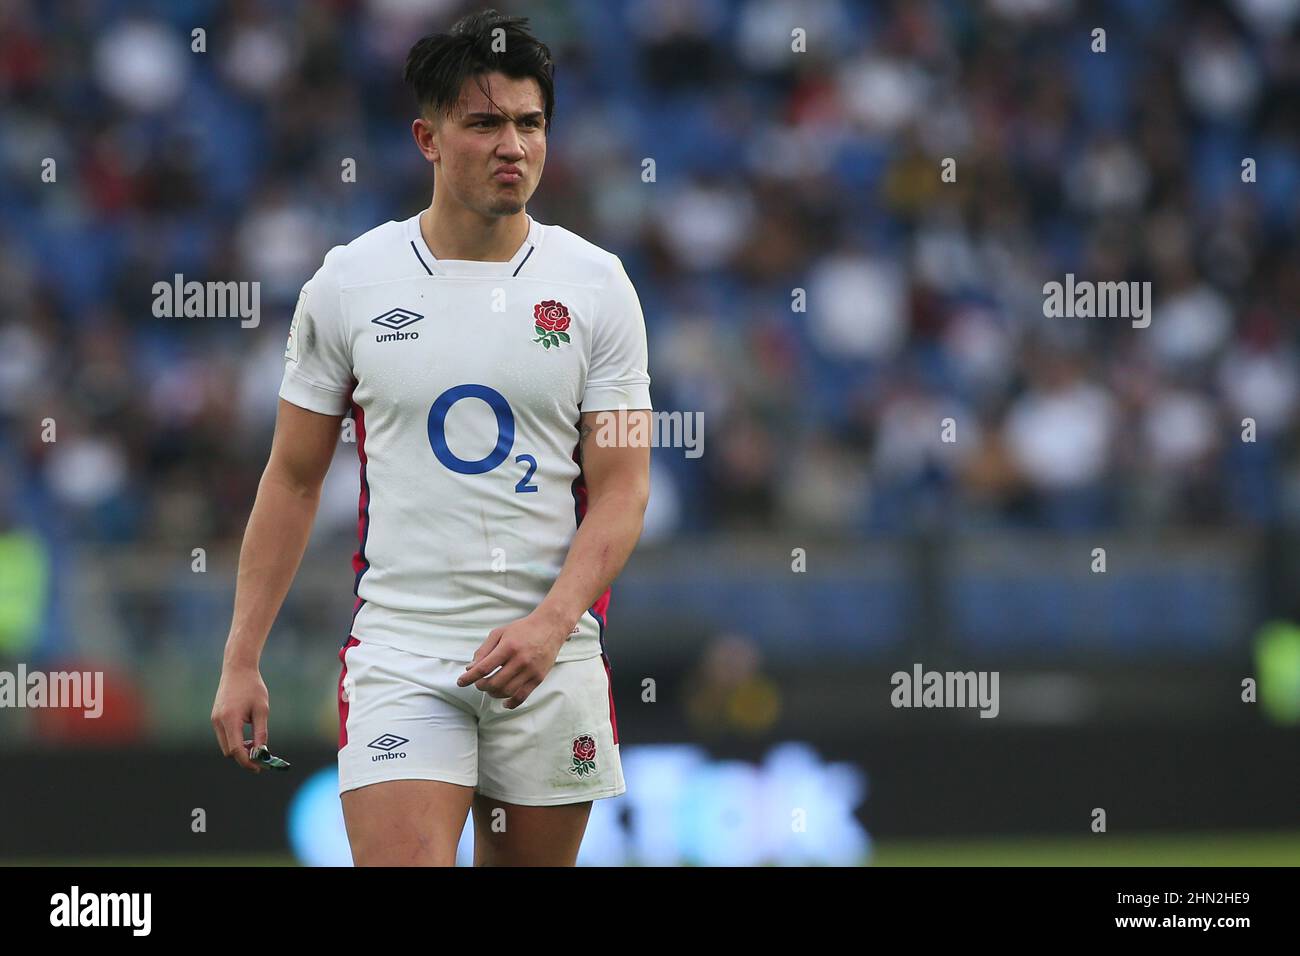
[336,636,625,805]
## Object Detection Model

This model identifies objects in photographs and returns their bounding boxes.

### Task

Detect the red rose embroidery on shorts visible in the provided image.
[570,734,597,777]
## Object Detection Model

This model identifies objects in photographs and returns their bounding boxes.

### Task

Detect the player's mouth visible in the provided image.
[494,165,523,184]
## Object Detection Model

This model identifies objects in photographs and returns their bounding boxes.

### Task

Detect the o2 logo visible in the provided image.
[427,384,538,493]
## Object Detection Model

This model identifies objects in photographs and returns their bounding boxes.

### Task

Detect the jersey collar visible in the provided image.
[407,212,541,278]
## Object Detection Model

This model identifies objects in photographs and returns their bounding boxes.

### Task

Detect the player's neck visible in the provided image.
[419,202,529,262]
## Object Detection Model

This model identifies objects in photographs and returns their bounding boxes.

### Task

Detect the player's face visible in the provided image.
[432,72,547,218]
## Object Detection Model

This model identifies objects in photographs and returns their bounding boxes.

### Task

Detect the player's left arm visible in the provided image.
[541,405,652,633]
[459,407,651,707]
[461,254,652,706]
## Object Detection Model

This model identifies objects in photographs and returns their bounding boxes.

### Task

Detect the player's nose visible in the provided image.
[495,126,526,160]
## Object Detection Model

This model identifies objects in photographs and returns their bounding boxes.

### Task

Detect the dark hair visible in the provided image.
[403,9,555,130]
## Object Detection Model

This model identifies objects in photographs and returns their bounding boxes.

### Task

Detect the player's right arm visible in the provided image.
[214,252,352,772]
[212,398,343,772]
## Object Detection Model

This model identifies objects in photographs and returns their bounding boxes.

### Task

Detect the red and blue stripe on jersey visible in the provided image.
[571,437,619,746]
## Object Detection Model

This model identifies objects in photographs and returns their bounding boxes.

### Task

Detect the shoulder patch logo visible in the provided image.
[533,300,571,350]
[569,733,598,777]
[285,289,306,362]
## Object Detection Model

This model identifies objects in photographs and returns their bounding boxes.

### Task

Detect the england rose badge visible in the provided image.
[533,299,571,350]
[569,734,597,777]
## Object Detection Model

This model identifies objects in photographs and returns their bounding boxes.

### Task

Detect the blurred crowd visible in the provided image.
[2,0,1300,557]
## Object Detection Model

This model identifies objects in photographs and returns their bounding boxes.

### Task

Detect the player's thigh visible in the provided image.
[336,640,481,866]
[343,779,475,866]
[476,653,625,807]
[470,793,592,866]
[472,653,623,867]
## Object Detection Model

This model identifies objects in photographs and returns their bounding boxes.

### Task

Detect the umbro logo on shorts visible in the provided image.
[372,308,423,343]
[367,733,409,761]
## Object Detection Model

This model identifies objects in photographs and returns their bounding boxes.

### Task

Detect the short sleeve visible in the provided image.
[279,251,353,416]
[582,257,652,411]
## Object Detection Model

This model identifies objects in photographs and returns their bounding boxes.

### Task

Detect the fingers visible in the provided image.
[473,629,504,665]
[458,632,506,687]
[212,672,270,774]
[504,677,541,710]
[212,716,230,757]
[218,714,262,773]
[460,653,507,689]
[496,665,537,700]
[476,660,525,698]
[251,702,269,750]
[459,626,554,703]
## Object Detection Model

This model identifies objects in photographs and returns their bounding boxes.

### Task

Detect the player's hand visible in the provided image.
[211,661,271,773]
[458,608,570,709]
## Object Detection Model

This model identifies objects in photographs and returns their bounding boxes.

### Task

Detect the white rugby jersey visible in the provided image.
[279,213,652,663]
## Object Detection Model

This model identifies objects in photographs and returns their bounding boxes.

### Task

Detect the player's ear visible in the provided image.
[412,115,439,164]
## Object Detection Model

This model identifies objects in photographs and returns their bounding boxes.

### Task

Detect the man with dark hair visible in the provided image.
[211,9,652,866]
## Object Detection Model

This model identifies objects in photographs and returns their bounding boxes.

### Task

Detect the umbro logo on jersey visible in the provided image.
[368,733,409,761]
[372,308,423,342]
